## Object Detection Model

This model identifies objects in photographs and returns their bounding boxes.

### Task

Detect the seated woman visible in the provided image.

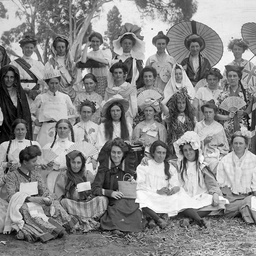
[164,88,196,156]
[194,100,229,174]
[0,119,41,175]
[162,64,195,105]
[96,95,132,150]
[174,131,228,227]
[73,73,102,124]
[133,98,166,153]
[92,138,142,234]
[193,68,223,121]
[42,119,75,192]
[54,150,108,232]
[217,130,256,224]
[4,145,76,242]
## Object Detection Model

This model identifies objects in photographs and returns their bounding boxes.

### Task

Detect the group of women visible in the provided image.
[0,22,256,242]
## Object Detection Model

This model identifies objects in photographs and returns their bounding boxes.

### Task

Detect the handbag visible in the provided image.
[118,173,137,199]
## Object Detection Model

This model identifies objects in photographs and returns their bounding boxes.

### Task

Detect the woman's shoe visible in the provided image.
[179,218,190,228]
[148,219,157,229]
[112,229,123,236]
[156,218,167,229]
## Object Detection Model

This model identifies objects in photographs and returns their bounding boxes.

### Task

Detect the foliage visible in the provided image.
[134,0,198,23]
[104,5,122,55]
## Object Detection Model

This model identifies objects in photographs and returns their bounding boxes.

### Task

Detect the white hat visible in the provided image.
[43,64,61,80]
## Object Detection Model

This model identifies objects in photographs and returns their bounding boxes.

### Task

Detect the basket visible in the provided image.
[118,173,137,199]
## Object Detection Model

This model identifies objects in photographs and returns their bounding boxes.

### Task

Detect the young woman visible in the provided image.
[31,66,76,147]
[174,131,227,227]
[0,65,32,143]
[73,73,102,124]
[92,138,142,234]
[78,32,111,98]
[162,64,195,105]
[217,130,256,224]
[96,95,132,150]
[194,68,223,121]
[54,150,108,232]
[146,31,176,92]
[4,145,77,242]
[194,100,229,174]
[133,99,166,152]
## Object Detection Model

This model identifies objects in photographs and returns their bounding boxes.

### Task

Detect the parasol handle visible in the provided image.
[243,55,256,67]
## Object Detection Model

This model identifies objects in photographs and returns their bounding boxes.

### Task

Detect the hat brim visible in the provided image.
[102,98,129,117]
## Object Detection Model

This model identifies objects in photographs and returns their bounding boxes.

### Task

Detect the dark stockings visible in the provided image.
[142,207,160,222]
[181,209,210,227]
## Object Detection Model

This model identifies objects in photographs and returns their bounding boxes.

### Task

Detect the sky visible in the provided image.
[1,0,256,72]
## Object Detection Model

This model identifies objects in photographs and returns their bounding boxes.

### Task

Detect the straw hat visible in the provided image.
[43,64,61,80]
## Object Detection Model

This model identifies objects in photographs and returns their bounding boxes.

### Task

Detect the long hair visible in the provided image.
[50,119,74,148]
[104,102,129,141]
[150,140,171,180]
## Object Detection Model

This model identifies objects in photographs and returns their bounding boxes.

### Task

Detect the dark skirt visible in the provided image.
[100,198,142,232]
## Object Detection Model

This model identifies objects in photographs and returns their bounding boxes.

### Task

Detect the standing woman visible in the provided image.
[112,23,145,86]
[216,65,251,143]
[96,95,132,150]
[181,35,211,86]
[146,31,176,92]
[193,68,223,121]
[0,45,10,69]
[0,65,32,143]
[78,32,112,98]
[73,73,102,124]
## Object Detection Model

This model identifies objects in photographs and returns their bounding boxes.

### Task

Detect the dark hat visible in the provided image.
[201,99,218,113]
[225,65,244,78]
[109,60,128,74]
[152,31,169,45]
[184,34,205,50]
[19,35,37,47]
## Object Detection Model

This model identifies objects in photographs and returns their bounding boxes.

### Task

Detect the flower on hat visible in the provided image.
[239,126,252,138]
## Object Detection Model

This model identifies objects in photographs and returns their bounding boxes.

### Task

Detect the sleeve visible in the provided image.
[158,124,167,143]
[0,143,8,170]
[132,124,141,142]
[95,124,106,150]
[145,57,151,67]
[136,164,150,191]
[168,164,180,188]
[0,107,3,126]
[129,87,138,118]
[251,169,256,192]
[30,95,42,116]
[102,49,112,65]
[216,159,227,188]
[65,95,77,119]
[203,167,222,196]
[91,165,113,197]
[5,172,19,202]
[35,172,51,198]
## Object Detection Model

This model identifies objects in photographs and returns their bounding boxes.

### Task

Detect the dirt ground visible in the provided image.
[0,217,256,256]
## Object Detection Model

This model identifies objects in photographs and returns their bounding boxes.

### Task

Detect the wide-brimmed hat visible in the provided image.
[152,31,170,45]
[139,98,161,113]
[225,65,244,78]
[166,20,223,67]
[101,94,129,117]
[19,35,37,47]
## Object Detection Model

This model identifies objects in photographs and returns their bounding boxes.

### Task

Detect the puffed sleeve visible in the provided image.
[203,167,222,196]
[251,169,256,192]
[136,164,149,191]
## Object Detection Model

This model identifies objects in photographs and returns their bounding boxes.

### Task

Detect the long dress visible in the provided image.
[54,170,108,232]
[217,150,256,223]
[92,158,142,232]
[194,120,229,173]
[0,65,32,143]
[4,168,76,242]
[146,52,176,92]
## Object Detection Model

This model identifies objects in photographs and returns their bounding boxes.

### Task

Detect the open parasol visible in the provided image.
[166,20,223,67]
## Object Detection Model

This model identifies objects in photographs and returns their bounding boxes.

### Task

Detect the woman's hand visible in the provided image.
[141,156,150,166]
[43,197,52,206]
[237,110,245,120]
[212,193,219,206]
[34,119,43,127]
[229,111,236,119]
[88,158,98,170]
[167,186,180,196]
[157,187,169,195]
[47,161,54,168]
[111,191,124,200]
[204,136,213,145]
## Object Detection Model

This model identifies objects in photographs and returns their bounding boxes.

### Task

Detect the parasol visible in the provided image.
[166,20,223,67]
[241,22,256,55]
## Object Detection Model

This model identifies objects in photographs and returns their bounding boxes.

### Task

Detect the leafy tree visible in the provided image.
[105,5,122,55]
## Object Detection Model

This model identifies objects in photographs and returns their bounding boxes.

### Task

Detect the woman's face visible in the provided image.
[4,70,15,88]
[24,156,38,172]
[227,71,239,87]
[70,156,83,173]
[113,68,126,85]
[143,71,155,87]
[182,144,196,162]
[90,36,101,51]
[155,39,167,54]
[121,38,133,53]
[83,78,96,93]
[14,123,27,140]
[22,43,35,57]
[55,42,66,56]
[48,77,60,93]
[80,106,93,122]
[144,106,155,121]
[207,74,219,89]
[110,105,122,121]
[203,107,215,122]
[153,146,167,163]
[57,122,70,139]
[111,145,124,165]
[175,68,183,83]
[232,44,244,60]
[232,136,247,156]
[177,98,186,113]
[189,42,200,56]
